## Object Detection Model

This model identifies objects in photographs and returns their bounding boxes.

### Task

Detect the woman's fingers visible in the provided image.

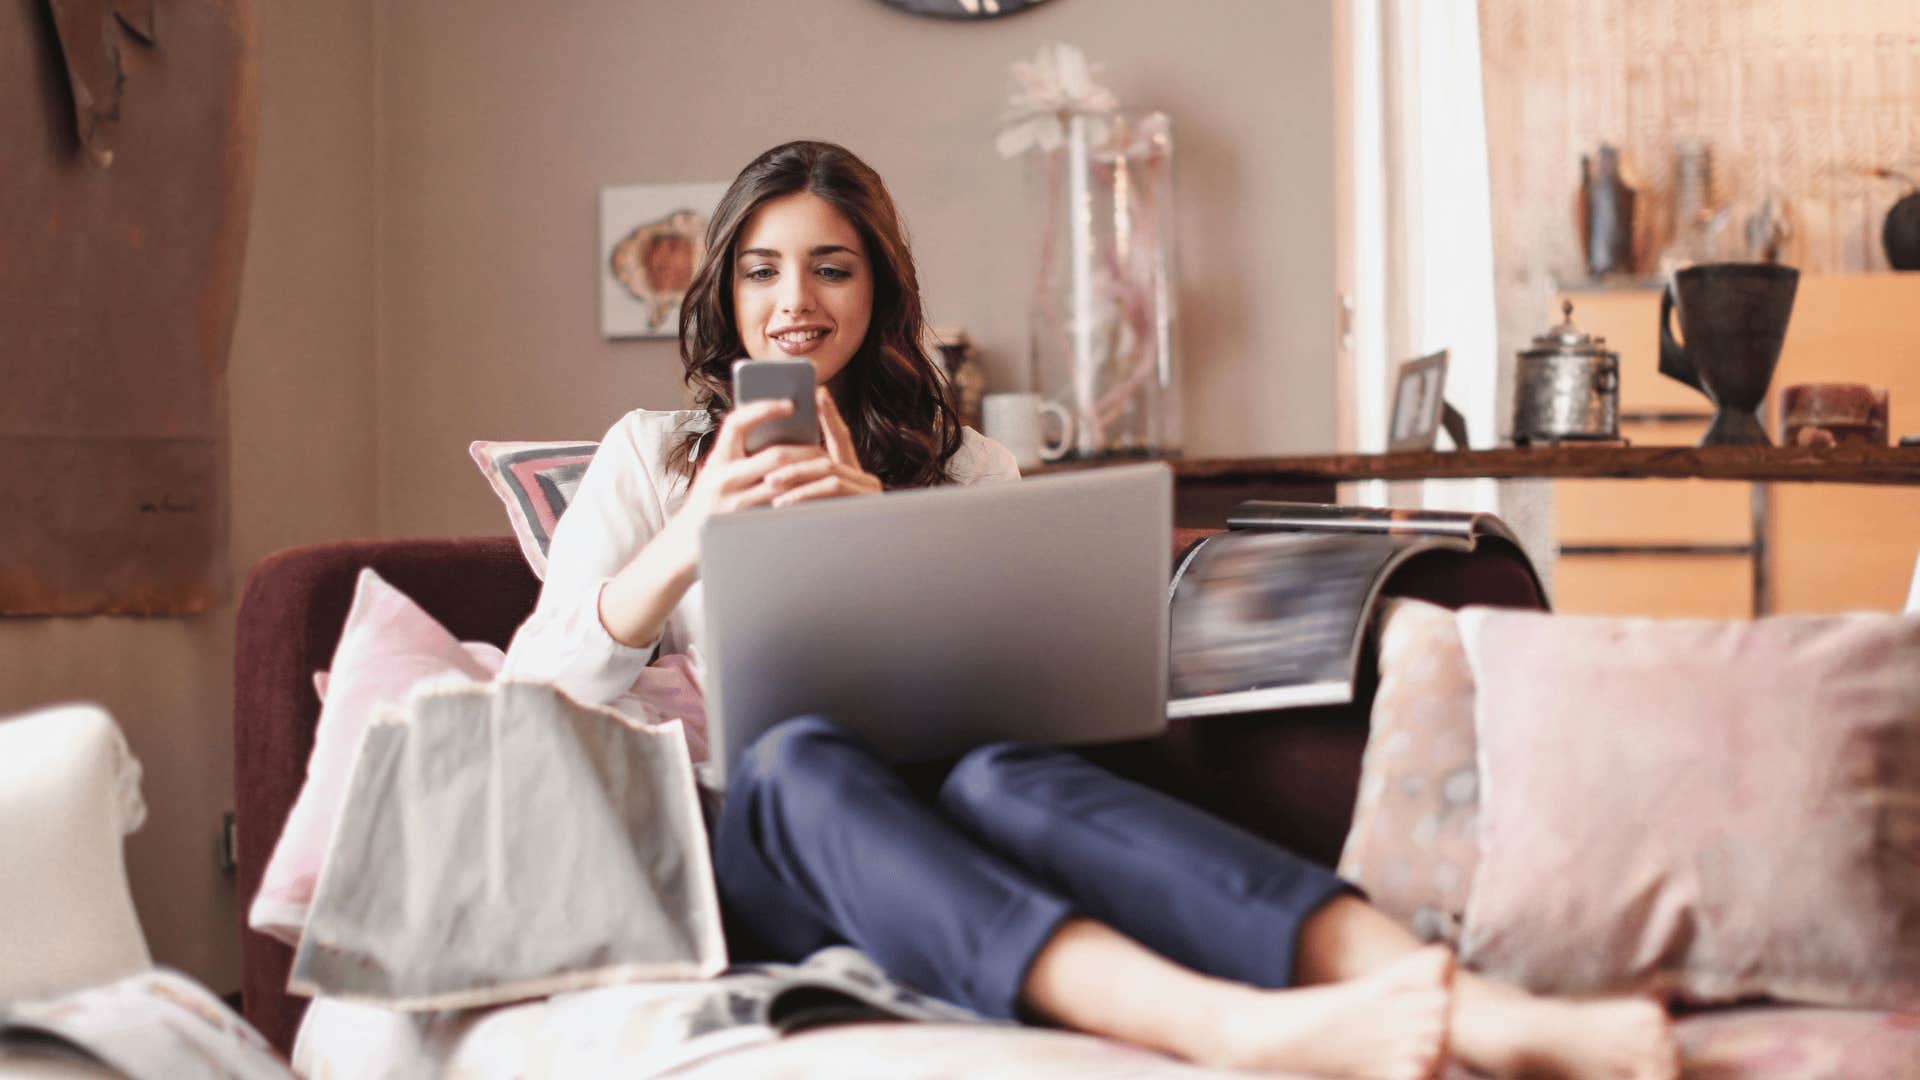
[771,475,854,508]
[721,479,781,513]
[816,387,861,467]
[713,399,797,462]
[765,455,838,490]
[719,444,825,493]
[770,465,881,507]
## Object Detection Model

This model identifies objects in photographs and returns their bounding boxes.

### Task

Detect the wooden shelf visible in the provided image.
[1040,445,1920,487]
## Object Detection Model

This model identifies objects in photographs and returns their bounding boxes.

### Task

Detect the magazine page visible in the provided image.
[290,680,726,1011]
[0,969,292,1080]
[763,947,979,1031]
[505,947,981,1078]
[292,949,977,1077]
[1226,500,1521,547]
[1168,531,1458,717]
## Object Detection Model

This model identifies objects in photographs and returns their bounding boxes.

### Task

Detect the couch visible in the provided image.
[231,533,1920,1078]
[234,529,1562,1053]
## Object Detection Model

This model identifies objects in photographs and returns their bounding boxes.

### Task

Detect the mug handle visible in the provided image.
[1038,402,1074,462]
[1658,283,1702,391]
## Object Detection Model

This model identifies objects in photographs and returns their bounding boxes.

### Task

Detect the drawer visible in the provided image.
[1552,553,1753,618]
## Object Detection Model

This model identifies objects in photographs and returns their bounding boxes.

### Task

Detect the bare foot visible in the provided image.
[1201,945,1454,1080]
[1457,986,1678,1080]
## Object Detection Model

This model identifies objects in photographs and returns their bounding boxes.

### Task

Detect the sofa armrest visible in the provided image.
[0,704,152,1003]
[232,536,539,1054]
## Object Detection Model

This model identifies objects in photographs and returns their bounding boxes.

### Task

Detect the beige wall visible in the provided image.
[0,0,380,991]
[374,0,1338,536]
[4,0,1334,994]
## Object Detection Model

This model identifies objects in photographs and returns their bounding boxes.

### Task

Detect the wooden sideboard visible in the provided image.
[1095,445,1920,487]
[1043,275,1920,616]
[1548,275,1920,616]
[1042,442,1920,614]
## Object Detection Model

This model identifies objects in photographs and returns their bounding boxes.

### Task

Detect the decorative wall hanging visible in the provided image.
[1,0,259,615]
[600,182,729,340]
[45,0,157,167]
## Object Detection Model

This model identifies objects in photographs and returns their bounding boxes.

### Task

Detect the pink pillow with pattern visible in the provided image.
[1338,599,1479,945]
[249,569,497,947]
[468,440,597,580]
[1457,606,1920,1010]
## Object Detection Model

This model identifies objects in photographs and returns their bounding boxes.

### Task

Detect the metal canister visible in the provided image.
[1511,300,1620,444]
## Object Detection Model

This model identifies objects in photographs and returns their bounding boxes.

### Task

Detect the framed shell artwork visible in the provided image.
[599,181,729,339]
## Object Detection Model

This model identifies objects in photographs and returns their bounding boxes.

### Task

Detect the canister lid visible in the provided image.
[1526,300,1613,356]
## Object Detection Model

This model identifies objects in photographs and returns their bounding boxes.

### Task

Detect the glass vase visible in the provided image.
[1024,110,1181,459]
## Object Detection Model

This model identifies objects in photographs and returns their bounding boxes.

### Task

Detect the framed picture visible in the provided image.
[600,181,730,339]
[1387,350,1449,452]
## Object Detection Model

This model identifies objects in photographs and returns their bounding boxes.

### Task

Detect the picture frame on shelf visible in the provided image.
[1388,350,1449,452]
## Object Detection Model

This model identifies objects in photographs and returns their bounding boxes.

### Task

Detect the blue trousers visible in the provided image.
[713,715,1351,1020]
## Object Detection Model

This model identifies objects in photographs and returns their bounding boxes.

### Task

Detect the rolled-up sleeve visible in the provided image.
[500,412,679,705]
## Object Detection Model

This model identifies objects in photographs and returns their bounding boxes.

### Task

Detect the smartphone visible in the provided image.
[732,359,819,454]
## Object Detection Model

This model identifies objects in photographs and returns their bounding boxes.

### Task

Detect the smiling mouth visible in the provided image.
[771,327,830,356]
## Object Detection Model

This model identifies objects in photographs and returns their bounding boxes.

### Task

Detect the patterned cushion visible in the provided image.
[1337,599,1478,945]
[468,441,598,580]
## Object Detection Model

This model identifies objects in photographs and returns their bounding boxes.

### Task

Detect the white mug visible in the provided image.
[981,392,1072,469]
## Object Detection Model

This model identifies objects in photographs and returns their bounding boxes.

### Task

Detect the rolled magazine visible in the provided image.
[1168,502,1545,718]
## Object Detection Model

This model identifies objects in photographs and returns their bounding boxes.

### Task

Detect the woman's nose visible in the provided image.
[777,274,814,315]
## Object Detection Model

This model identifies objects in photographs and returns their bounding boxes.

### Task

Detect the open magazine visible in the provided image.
[610,946,985,1076]
[0,969,293,1080]
[1167,501,1545,718]
[291,945,989,1078]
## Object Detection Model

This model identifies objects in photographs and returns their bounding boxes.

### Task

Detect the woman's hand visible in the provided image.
[765,387,883,507]
[683,398,831,517]
[599,400,827,646]
[659,399,831,569]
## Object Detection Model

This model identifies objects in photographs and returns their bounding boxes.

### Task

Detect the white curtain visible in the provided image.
[1337,0,1555,574]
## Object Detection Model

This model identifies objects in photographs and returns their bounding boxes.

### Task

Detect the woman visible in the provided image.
[505,140,1677,1080]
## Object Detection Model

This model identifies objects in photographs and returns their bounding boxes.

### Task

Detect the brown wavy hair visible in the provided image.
[668,140,961,489]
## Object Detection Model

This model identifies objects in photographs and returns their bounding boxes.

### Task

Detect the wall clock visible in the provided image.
[876,0,1053,19]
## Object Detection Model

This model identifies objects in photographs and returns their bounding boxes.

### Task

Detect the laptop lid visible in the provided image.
[699,463,1172,784]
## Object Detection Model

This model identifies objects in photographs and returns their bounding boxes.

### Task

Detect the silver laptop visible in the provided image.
[700,463,1172,784]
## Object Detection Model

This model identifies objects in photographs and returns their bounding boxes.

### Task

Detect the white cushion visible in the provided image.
[0,704,151,1002]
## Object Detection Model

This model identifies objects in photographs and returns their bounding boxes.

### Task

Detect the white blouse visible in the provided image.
[499,409,1021,720]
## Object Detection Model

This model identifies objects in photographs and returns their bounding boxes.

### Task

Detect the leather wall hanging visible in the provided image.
[1,0,259,614]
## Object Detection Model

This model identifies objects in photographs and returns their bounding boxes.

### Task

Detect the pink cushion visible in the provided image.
[1675,1005,1920,1078]
[249,569,497,947]
[315,642,506,703]
[1337,599,1478,945]
[468,440,598,580]
[1458,607,1920,1010]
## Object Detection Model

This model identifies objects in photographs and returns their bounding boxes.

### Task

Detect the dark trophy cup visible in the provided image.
[1658,263,1800,446]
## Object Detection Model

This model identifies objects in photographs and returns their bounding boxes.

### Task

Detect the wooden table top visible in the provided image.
[1036,444,1920,487]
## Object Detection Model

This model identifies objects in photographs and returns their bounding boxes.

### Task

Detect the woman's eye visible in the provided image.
[817,266,853,281]
[744,266,776,282]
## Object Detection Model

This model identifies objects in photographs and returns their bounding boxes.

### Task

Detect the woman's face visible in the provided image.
[731,191,874,386]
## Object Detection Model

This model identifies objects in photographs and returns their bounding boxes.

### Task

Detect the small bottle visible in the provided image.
[1658,140,1737,279]
[929,326,987,432]
[1581,143,1637,279]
